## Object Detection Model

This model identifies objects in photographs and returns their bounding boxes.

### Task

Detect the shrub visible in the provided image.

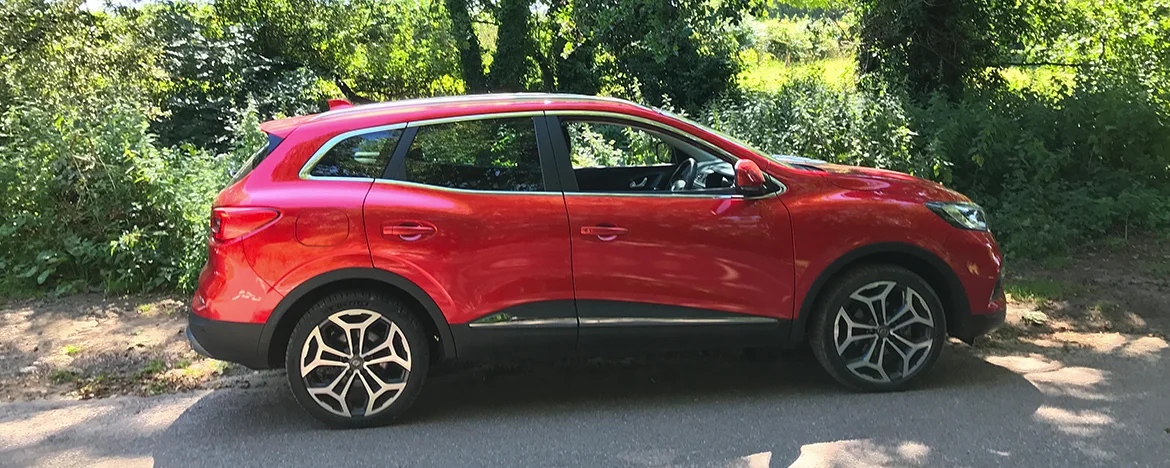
[703,75,941,179]
[0,93,238,294]
[703,73,1170,258]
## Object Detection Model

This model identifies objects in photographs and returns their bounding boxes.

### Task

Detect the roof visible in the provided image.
[260,93,653,138]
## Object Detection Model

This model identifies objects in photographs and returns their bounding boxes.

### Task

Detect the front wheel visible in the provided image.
[286,291,429,428]
[809,264,947,392]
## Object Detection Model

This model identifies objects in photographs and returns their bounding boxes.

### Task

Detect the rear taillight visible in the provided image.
[210,207,280,242]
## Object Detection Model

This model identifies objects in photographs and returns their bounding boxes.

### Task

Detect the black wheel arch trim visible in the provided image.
[787,242,974,346]
[257,267,458,367]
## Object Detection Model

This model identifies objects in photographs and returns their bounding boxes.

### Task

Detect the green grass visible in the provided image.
[1005,278,1069,302]
[49,369,79,383]
[999,66,1076,97]
[1041,256,1072,270]
[1142,260,1170,277]
[63,344,82,356]
[738,54,855,92]
[135,359,166,379]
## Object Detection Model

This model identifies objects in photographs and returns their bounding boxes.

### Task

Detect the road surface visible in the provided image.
[2,345,1168,467]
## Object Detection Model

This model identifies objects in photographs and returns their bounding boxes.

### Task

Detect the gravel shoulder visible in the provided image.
[0,238,1168,466]
[1,238,1167,403]
[0,295,249,402]
[1,344,1167,467]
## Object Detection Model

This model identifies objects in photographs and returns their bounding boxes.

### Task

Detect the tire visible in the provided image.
[285,291,430,428]
[808,264,947,392]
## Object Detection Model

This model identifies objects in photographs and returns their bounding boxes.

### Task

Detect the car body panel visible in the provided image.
[363,181,575,326]
[562,193,796,320]
[190,93,1005,371]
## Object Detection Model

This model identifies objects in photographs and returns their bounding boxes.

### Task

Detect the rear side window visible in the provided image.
[401,117,543,191]
[309,129,402,178]
[230,133,283,184]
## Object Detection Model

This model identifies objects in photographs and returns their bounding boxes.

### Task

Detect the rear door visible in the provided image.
[363,113,576,358]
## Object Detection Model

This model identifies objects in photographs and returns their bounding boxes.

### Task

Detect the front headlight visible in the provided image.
[925,201,988,231]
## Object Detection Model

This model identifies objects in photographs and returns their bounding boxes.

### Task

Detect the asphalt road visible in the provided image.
[2,345,1168,468]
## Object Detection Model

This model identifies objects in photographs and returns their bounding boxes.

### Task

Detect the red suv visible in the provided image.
[188,94,1005,427]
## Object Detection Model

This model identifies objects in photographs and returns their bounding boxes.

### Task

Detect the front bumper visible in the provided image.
[187,311,268,369]
[968,308,1006,339]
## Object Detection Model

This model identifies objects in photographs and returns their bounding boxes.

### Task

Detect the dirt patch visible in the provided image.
[0,294,252,402]
[1,238,1166,402]
[973,236,1170,357]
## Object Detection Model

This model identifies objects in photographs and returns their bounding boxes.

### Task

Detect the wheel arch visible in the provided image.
[258,268,457,368]
[788,242,971,346]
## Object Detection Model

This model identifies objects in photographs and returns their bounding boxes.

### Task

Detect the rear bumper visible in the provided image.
[187,311,268,369]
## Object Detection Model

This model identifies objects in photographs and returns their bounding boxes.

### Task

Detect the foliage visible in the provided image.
[1,0,1168,295]
[0,0,247,293]
[853,0,1056,98]
[133,1,323,152]
[214,0,464,101]
[913,79,1170,256]
[705,71,1170,257]
[743,15,850,63]
[704,75,933,178]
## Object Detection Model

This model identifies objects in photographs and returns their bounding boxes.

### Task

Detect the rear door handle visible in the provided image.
[581,225,628,241]
[382,223,436,241]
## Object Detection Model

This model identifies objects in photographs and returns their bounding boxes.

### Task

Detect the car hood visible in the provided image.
[771,155,969,202]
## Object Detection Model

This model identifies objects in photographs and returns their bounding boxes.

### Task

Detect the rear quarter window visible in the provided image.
[231,133,284,184]
[308,129,402,178]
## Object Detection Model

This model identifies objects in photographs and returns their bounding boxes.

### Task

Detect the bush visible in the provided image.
[914,78,1170,256]
[703,73,1170,258]
[0,93,243,294]
[744,16,849,63]
[703,75,939,178]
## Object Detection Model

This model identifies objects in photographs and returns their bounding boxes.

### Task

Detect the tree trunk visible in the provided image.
[488,0,534,91]
[444,0,487,93]
[333,77,374,104]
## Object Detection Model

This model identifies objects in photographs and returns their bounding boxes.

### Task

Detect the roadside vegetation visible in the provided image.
[1,0,1167,298]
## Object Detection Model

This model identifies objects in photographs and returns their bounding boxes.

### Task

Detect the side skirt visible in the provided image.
[451,300,791,361]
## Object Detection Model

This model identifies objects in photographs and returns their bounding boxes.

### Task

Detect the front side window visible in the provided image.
[560,119,733,193]
[402,117,543,191]
[309,129,401,178]
[565,121,673,168]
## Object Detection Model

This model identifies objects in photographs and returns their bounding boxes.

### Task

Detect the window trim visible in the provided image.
[544,112,785,198]
[298,123,407,181]
[378,111,562,195]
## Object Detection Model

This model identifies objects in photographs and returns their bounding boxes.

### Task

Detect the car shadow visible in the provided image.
[146,345,1109,467]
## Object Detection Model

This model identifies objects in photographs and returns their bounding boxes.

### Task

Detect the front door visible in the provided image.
[363,114,576,358]
[545,115,796,352]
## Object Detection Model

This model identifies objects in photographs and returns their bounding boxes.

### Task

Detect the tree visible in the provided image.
[443,0,761,110]
[214,0,463,102]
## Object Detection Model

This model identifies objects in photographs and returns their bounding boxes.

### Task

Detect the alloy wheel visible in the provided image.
[832,281,936,383]
[299,309,412,418]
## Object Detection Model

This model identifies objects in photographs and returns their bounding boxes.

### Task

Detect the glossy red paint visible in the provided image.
[733,159,766,189]
[565,194,795,319]
[363,182,574,325]
[192,93,1003,351]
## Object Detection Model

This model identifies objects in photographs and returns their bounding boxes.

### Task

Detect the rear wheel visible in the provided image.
[285,291,429,428]
[809,264,947,391]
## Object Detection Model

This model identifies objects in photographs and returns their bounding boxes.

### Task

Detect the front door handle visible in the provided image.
[581,225,628,241]
[382,223,436,241]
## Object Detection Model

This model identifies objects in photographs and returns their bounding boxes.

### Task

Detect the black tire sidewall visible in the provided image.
[285,291,430,428]
[809,264,948,392]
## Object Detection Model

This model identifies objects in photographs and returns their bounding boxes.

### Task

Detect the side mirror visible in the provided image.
[734,159,767,195]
